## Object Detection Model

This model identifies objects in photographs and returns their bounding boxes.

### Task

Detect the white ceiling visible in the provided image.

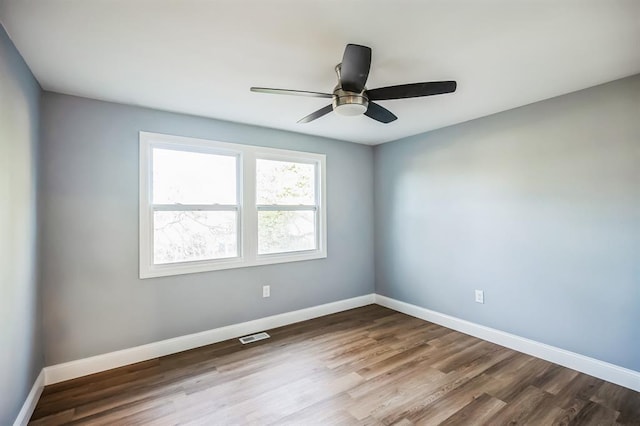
[1,0,639,145]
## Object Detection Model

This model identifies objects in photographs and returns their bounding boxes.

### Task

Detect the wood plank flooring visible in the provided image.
[30,305,640,425]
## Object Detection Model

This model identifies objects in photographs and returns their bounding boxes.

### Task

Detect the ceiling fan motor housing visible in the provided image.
[333,88,369,116]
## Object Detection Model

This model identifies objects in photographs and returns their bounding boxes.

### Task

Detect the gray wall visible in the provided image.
[374,75,640,371]
[39,92,375,365]
[0,24,42,424]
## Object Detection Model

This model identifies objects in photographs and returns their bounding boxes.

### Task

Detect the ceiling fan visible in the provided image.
[250,44,457,124]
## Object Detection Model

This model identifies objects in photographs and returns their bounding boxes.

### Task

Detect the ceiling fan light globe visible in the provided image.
[332,89,369,116]
[334,103,368,116]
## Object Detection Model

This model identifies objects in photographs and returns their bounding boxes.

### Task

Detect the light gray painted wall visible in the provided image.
[0,24,42,425]
[39,92,374,365]
[374,75,640,371]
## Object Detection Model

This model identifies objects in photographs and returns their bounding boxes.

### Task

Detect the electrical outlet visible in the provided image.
[475,290,484,304]
[262,285,270,298]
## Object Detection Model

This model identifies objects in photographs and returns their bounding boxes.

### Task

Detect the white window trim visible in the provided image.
[139,131,327,278]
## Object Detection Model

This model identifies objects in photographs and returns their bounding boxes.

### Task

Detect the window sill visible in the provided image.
[140,250,327,279]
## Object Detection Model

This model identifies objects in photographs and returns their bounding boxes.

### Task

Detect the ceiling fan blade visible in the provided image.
[367,81,457,101]
[251,87,333,99]
[298,104,334,123]
[365,102,397,124]
[340,44,371,93]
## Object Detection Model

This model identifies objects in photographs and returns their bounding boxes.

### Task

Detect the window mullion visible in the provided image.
[316,156,326,254]
[243,151,257,261]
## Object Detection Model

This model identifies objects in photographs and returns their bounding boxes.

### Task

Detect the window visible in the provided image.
[140,132,326,278]
[256,159,317,255]
[151,148,239,264]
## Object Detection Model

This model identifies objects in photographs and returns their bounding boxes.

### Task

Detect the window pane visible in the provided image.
[256,159,315,205]
[258,210,316,254]
[154,211,237,264]
[153,148,236,204]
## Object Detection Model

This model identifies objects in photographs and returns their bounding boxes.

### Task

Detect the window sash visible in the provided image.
[257,209,319,256]
[152,209,241,264]
[151,146,240,206]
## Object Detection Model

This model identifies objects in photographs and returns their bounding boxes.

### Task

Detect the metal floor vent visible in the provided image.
[239,332,270,344]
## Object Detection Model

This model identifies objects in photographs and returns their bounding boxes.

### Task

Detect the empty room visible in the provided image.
[2,1,639,425]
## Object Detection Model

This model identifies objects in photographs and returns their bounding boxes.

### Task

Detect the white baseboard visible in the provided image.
[44,294,375,385]
[39,292,640,393]
[375,294,640,392]
[13,369,44,426]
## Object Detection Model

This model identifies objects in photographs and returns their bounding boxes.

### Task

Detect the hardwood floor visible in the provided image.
[30,305,640,425]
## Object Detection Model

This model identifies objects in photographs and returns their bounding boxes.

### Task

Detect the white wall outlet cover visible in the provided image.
[263,285,270,298]
[475,290,484,304]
